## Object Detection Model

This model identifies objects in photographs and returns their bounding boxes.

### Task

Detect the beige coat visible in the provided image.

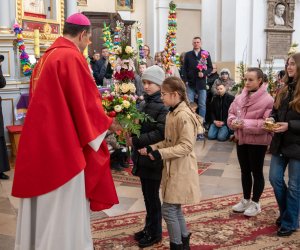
[152,102,201,204]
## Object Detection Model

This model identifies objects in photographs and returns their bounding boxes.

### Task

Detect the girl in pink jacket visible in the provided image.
[228,67,274,217]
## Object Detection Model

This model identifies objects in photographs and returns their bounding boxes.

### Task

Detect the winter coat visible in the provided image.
[211,93,235,124]
[151,101,201,204]
[131,91,169,180]
[269,82,300,160]
[227,84,274,145]
[182,49,213,91]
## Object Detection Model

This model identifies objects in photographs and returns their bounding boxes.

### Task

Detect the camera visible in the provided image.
[0,55,4,63]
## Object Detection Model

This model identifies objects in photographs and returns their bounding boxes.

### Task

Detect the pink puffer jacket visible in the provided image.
[227,84,274,145]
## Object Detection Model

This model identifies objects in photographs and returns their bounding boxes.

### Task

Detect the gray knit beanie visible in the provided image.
[141,65,165,86]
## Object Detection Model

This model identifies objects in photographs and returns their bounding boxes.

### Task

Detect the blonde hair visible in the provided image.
[274,53,300,112]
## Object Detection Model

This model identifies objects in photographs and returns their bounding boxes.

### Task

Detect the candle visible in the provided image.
[34,29,40,58]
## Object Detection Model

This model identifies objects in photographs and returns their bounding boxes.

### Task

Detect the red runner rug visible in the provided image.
[91,188,300,249]
[111,162,212,186]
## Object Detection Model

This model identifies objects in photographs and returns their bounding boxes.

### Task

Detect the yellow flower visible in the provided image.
[114,105,123,112]
[127,114,131,119]
[123,100,130,108]
[120,83,130,94]
[125,46,133,54]
[128,82,136,93]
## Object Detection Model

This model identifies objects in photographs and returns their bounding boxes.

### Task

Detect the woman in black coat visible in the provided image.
[0,55,10,179]
[268,52,300,237]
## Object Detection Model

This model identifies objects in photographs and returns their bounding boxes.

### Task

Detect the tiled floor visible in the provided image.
[0,140,273,249]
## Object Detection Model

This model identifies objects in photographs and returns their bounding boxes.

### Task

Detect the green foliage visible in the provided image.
[231,61,246,94]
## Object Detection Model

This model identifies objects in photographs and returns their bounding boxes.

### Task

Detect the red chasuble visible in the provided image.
[12,37,118,211]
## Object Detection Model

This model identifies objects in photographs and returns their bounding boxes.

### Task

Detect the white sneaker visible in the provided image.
[232,198,251,213]
[244,201,261,217]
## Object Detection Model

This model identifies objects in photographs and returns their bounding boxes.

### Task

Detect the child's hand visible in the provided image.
[138,147,148,155]
[148,153,155,160]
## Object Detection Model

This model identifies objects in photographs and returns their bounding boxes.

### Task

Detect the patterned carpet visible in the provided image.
[111,162,212,186]
[91,188,300,249]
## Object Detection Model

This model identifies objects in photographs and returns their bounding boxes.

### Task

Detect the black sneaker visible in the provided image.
[134,229,146,241]
[0,173,9,180]
[277,227,295,237]
[138,234,162,248]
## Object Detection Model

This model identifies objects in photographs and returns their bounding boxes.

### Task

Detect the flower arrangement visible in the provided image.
[13,23,34,77]
[135,21,145,64]
[102,22,113,51]
[196,50,209,71]
[163,1,178,74]
[102,22,152,136]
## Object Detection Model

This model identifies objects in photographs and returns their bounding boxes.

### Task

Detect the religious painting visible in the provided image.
[116,0,134,12]
[16,0,65,41]
[77,0,87,6]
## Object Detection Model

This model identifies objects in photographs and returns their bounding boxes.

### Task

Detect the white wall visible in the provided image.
[293,0,300,47]
[201,0,218,62]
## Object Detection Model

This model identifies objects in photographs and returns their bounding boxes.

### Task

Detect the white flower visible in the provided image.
[128,82,136,93]
[114,105,123,112]
[120,83,130,93]
[125,46,133,54]
[122,100,130,108]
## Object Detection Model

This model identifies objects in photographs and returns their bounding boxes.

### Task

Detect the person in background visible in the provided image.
[182,36,213,123]
[178,52,186,79]
[142,45,154,67]
[206,63,219,126]
[212,68,235,96]
[139,76,201,249]
[0,54,10,180]
[268,53,300,237]
[190,102,205,141]
[154,51,163,67]
[208,83,234,141]
[12,13,119,250]
[134,62,146,103]
[228,67,274,217]
[274,70,286,96]
[98,48,112,86]
[90,52,102,86]
[105,131,128,172]
[126,65,168,248]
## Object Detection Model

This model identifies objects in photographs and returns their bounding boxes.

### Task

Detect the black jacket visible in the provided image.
[131,91,168,180]
[182,49,213,90]
[269,82,300,160]
[210,93,234,124]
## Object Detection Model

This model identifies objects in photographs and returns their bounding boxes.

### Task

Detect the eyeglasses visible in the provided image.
[161,92,174,97]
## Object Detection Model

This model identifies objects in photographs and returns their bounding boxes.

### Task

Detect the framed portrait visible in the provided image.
[116,0,134,12]
[77,0,87,6]
[16,0,65,41]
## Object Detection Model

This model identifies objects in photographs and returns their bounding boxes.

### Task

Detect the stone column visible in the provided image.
[66,0,78,17]
[0,0,11,33]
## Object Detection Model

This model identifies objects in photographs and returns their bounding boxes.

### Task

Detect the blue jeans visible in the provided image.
[269,154,300,230]
[187,86,207,119]
[162,203,189,244]
[208,124,229,141]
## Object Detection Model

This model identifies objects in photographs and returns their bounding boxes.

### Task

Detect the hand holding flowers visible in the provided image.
[197,50,209,78]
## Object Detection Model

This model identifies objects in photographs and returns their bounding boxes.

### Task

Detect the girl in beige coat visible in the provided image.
[139,76,201,250]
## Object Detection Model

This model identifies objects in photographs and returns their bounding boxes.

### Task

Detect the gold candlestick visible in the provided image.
[34,29,40,58]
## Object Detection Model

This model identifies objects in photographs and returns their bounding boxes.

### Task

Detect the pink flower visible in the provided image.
[197,50,209,71]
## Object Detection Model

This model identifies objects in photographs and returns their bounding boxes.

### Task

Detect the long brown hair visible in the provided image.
[274,53,300,112]
[162,76,196,115]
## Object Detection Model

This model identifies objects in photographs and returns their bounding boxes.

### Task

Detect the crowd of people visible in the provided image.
[0,12,298,250]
